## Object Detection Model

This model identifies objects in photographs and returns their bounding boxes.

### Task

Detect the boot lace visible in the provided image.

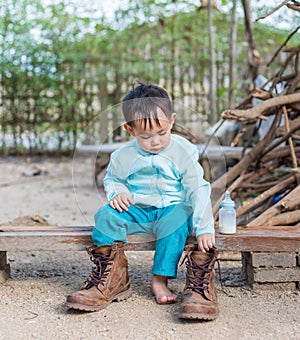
[85,252,114,289]
[181,249,222,294]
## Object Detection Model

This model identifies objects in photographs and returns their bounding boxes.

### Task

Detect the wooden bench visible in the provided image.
[1,224,299,284]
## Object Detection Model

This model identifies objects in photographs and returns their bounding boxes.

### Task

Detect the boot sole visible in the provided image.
[65,288,133,312]
[178,312,219,321]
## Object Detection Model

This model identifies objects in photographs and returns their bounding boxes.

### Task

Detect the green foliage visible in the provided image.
[0,0,297,152]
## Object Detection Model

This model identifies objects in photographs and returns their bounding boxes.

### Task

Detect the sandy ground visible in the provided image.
[0,156,299,340]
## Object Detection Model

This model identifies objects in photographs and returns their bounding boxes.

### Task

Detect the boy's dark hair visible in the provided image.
[121,81,172,129]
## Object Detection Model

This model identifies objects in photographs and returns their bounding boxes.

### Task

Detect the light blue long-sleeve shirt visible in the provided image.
[103,134,215,236]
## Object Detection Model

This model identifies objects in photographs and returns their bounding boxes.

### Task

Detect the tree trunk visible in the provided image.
[228,0,237,108]
[99,65,109,143]
[241,0,261,89]
[207,0,217,124]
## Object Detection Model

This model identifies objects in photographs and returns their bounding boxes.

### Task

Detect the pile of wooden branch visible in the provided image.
[212,27,300,227]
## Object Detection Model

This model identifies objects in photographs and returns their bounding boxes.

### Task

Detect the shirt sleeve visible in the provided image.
[103,151,131,201]
[180,144,215,236]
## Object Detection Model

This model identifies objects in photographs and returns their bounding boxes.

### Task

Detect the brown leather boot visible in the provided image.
[66,242,132,311]
[178,246,219,320]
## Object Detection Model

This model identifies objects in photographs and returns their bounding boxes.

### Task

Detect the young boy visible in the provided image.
[66,82,219,320]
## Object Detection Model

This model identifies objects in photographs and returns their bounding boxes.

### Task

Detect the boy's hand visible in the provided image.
[197,233,215,253]
[109,193,135,212]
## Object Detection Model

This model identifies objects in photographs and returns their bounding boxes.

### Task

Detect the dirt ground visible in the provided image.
[0,156,299,340]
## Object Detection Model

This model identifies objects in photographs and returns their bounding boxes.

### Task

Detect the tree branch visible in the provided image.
[287,3,300,12]
[247,184,300,226]
[283,105,298,168]
[267,26,300,67]
[212,112,281,190]
[262,121,300,157]
[221,92,300,121]
[255,0,290,21]
[236,175,295,218]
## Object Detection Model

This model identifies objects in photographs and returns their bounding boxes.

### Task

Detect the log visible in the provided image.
[221,93,300,121]
[212,166,277,216]
[276,116,300,136]
[236,175,295,218]
[212,112,281,190]
[247,184,300,226]
[239,181,282,190]
[281,197,300,211]
[268,210,300,226]
[261,146,300,163]
[262,122,300,157]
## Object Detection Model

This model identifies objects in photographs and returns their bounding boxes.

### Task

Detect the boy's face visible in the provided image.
[124,109,176,154]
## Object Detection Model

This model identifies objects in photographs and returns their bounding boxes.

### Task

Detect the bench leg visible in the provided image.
[0,251,10,283]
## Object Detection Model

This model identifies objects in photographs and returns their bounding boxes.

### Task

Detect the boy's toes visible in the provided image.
[156,294,177,305]
[156,295,168,304]
[167,294,177,304]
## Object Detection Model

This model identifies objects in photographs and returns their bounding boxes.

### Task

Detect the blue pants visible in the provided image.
[93,204,193,278]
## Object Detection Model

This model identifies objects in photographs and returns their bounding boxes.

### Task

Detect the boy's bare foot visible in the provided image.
[151,275,177,304]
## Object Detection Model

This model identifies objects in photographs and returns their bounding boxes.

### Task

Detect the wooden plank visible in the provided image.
[1,225,298,233]
[0,226,299,252]
[0,225,93,232]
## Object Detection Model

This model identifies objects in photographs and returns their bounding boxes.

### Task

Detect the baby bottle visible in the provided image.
[219,191,236,234]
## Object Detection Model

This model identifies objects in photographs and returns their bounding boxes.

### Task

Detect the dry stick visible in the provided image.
[213,164,278,217]
[267,26,300,67]
[231,163,279,187]
[262,121,300,157]
[199,119,225,159]
[212,112,281,191]
[286,72,300,95]
[236,93,253,109]
[261,21,298,93]
[295,50,299,75]
[283,46,300,53]
[281,196,300,211]
[269,52,297,93]
[261,146,300,163]
[236,175,295,218]
[256,0,290,21]
[268,210,300,226]
[248,184,300,226]
[276,116,300,136]
[283,105,298,168]
[246,163,278,182]
[287,3,300,12]
[240,181,284,189]
[231,126,248,147]
[212,172,249,216]
[221,92,300,120]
